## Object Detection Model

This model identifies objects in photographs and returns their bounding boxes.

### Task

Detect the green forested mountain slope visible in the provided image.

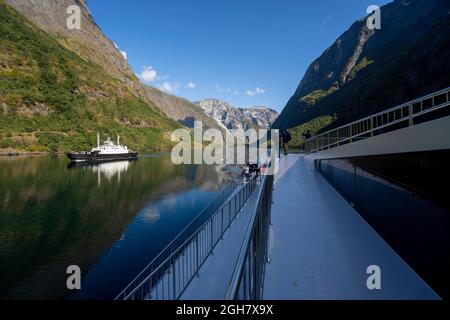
[0,1,180,153]
[4,0,221,134]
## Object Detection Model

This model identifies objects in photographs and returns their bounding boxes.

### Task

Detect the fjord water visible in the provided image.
[0,154,239,300]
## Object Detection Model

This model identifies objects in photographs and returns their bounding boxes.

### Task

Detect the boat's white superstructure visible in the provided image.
[92,135,129,155]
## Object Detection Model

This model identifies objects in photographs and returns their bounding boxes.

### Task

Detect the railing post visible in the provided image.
[243,262,247,299]
[234,195,237,219]
[196,233,200,277]
[409,104,414,126]
[241,188,243,207]
[172,259,176,300]
[228,202,231,229]
[370,117,374,137]
[221,208,224,239]
[349,125,353,142]
[210,218,214,254]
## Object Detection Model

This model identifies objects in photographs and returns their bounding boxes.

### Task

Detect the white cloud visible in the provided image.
[185,81,196,89]
[157,74,170,81]
[138,66,157,83]
[318,15,332,28]
[160,82,181,94]
[215,84,233,93]
[160,82,173,93]
[256,87,266,94]
[113,42,128,60]
[246,87,266,96]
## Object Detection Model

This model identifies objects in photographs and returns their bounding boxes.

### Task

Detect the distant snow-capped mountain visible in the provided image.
[196,99,278,131]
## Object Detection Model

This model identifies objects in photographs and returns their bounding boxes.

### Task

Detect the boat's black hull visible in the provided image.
[67,152,139,162]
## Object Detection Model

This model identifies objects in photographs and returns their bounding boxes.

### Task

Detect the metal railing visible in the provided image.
[226,173,274,300]
[115,173,259,300]
[304,87,450,153]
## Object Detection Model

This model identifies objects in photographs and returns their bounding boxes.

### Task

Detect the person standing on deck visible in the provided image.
[280,130,292,156]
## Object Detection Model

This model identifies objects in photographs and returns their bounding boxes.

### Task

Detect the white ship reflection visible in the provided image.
[68,160,135,186]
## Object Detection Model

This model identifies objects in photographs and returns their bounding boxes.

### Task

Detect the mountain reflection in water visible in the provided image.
[0,154,239,300]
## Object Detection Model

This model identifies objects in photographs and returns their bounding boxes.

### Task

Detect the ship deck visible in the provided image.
[177,154,439,300]
[262,154,439,300]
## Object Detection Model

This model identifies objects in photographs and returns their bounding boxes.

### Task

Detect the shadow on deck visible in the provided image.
[263,155,439,300]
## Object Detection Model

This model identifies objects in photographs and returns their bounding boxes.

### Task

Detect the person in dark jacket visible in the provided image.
[303,130,312,140]
[280,130,292,155]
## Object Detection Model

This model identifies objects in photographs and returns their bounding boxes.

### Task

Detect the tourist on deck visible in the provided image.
[303,130,312,140]
[243,161,251,182]
[280,130,292,156]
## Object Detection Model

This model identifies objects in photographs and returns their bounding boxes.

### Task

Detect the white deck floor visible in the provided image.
[177,154,439,300]
[263,155,439,300]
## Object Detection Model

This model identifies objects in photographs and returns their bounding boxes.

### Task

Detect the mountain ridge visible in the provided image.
[196,98,278,131]
[4,0,220,131]
[273,0,450,147]
[0,0,180,153]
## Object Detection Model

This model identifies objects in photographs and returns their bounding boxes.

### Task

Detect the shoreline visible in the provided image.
[0,150,172,158]
[0,150,51,157]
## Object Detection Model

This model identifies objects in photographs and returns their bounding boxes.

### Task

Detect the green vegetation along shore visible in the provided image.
[0,1,181,153]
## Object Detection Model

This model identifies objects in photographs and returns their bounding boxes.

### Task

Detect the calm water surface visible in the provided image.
[0,154,239,300]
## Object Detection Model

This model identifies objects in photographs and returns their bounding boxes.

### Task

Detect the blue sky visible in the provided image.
[88,0,391,112]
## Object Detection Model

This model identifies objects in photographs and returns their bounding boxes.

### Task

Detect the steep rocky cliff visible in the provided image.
[143,86,220,129]
[5,0,134,81]
[4,0,218,130]
[0,0,180,152]
[196,99,278,131]
[273,0,450,137]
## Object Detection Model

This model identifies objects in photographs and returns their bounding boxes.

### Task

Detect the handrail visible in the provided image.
[115,172,243,300]
[116,172,260,300]
[226,172,274,300]
[304,87,450,153]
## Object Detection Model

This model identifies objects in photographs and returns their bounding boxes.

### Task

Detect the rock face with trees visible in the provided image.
[0,0,221,153]
[273,0,450,147]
